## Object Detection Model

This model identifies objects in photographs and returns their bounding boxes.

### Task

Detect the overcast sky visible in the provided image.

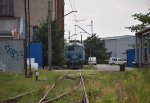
[64,0,150,40]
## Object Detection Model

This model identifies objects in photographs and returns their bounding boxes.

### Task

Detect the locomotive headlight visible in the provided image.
[80,59,83,61]
[80,59,83,63]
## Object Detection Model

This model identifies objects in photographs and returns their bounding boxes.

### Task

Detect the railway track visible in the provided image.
[0,89,39,103]
[80,70,89,103]
[39,70,89,103]
[0,70,89,103]
[38,71,69,103]
[0,71,68,103]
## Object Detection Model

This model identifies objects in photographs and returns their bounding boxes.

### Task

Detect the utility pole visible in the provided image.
[91,20,93,35]
[81,34,82,43]
[68,30,70,42]
[48,0,52,68]
[24,0,28,77]
[90,20,93,64]
[28,0,32,76]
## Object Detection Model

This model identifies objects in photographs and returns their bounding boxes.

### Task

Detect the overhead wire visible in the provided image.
[72,0,78,40]
[68,0,78,39]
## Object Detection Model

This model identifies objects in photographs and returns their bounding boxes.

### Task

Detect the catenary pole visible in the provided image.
[75,24,92,65]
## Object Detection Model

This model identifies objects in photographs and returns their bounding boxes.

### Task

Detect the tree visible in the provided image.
[33,20,65,67]
[126,9,150,32]
[84,34,111,64]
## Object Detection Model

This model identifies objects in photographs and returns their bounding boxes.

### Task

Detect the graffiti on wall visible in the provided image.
[4,45,24,60]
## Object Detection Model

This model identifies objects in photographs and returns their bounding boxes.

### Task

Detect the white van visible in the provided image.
[88,57,97,65]
[109,57,126,65]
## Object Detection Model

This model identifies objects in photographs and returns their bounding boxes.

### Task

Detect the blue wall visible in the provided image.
[126,49,135,67]
[127,48,147,67]
[27,43,43,67]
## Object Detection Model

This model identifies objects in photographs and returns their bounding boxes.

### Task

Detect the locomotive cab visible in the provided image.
[65,41,85,69]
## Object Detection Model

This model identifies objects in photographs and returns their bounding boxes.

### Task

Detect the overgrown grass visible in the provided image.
[0,69,150,103]
[82,69,150,103]
[0,70,64,101]
[82,65,97,70]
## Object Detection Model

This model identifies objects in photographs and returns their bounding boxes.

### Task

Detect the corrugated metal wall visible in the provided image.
[105,39,117,57]
[105,36,135,59]
[117,37,135,59]
[0,40,25,73]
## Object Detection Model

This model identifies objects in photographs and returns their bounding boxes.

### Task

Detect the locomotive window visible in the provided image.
[68,46,74,51]
[67,45,83,51]
[74,46,81,51]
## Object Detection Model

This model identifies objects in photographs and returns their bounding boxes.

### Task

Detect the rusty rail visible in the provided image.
[0,89,38,103]
[0,70,89,103]
[42,74,82,103]
[38,71,69,103]
[41,70,89,103]
[0,71,69,103]
[79,70,89,103]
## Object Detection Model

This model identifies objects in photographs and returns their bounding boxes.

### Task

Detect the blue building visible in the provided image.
[126,49,135,67]
[127,48,147,67]
[27,43,43,68]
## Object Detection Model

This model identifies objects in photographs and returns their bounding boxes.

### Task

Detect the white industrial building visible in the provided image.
[104,35,135,59]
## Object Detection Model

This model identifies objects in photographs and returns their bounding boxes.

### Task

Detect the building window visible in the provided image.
[0,0,14,16]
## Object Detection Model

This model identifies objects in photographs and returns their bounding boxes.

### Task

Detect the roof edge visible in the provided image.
[136,27,150,35]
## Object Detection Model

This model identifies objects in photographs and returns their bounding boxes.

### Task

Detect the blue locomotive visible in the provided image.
[65,40,85,69]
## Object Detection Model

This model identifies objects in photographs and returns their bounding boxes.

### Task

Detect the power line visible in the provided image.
[68,0,73,10]
[68,0,77,20]
[68,0,77,35]
[72,0,77,10]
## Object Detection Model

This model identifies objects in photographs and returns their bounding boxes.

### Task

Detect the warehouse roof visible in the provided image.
[103,35,134,40]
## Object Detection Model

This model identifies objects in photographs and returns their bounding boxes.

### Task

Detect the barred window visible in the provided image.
[0,0,14,16]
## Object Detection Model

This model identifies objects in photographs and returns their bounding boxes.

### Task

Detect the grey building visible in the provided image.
[104,35,135,59]
[0,0,64,40]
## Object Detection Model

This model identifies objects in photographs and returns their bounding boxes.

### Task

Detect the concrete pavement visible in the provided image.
[95,64,133,71]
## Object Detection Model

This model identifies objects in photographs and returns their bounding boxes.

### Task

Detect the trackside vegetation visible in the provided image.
[0,69,150,103]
